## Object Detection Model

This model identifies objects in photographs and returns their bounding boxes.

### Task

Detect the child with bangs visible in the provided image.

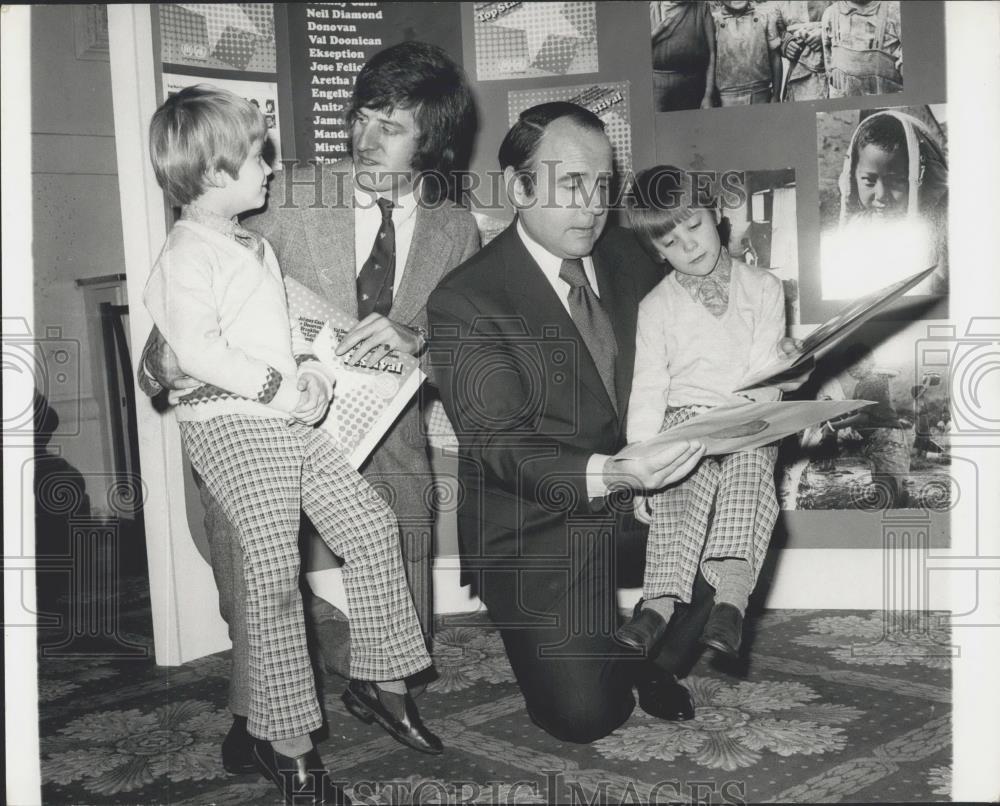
[144,85,436,806]
[617,165,786,660]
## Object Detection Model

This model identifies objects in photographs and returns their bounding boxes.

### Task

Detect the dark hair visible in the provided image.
[347,41,476,181]
[626,165,716,257]
[854,113,907,158]
[497,102,605,192]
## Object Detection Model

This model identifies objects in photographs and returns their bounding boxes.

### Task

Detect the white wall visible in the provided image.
[31,4,123,511]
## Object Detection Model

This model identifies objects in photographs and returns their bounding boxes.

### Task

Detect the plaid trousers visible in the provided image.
[180,415,431,741]
[645,405,779,602]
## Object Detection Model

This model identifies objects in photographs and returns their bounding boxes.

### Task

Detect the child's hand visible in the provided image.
[292,373,331,425]
[634,495,654,526]
[784,36,805,61]
[141,327,200,391]
[800,22,822,50]
[772,336,814,392]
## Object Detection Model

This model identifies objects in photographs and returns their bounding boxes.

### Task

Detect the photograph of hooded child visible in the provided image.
[820,107,948,299]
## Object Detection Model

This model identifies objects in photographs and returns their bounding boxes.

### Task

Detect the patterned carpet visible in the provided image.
[37,578,952,805]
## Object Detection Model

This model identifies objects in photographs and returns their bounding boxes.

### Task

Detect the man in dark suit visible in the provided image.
[139,42,480,784]
[427,103,714,743]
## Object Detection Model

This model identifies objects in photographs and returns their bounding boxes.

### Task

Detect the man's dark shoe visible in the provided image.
[635,666,695,721]
[251,742,350,806]
[341,679,443,755]
[616,600,669,655]
[700,603,743,657]
[221,715,257,775]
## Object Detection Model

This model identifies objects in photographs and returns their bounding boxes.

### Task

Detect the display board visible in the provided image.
[284,2,464,163]
[149,1,951,558]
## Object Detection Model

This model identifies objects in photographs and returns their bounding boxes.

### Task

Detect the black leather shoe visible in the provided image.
[221,715,257,775]
[342,679,443,755]
[635,666,695,721]
[616,601,669,655]
[700,603,743,657]
[251,742,350,806]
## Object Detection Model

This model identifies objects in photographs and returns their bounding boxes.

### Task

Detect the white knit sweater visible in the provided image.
[628,258,786,444]
[143,219,334,422]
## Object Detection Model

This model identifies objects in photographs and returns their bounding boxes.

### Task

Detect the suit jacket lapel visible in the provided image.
[300,162,359,318]
[391,204,452,326]
[501,224,617,420]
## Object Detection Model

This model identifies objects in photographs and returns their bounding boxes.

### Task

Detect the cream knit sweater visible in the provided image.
[143,219,334,422]
[628,257,786,444]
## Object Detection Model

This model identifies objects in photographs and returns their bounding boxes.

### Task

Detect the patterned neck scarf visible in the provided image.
[673,247,733,317]
[182,204,264,260]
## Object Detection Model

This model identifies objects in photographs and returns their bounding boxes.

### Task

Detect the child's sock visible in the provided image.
[376,679,407,695]
[711,558,753,613]
[641,595,676,624]
[272,734,313,759]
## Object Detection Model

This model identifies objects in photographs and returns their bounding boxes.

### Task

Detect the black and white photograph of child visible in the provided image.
[711,1,783,106]
[650,1,716,111]
[770,1,831,101]
[820,0,902,99]
[650,1,783,110]
[777,320,952,511]
[818,104,948,301]
[651,2,904,111]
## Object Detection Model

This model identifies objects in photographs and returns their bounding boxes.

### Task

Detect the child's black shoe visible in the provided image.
[615,599,669,655]
[700,602,743,657]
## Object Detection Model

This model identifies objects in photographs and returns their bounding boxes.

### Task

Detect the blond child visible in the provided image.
[144,85,437,806]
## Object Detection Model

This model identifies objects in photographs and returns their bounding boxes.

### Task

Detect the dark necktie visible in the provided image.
[559,258,618,411]
[356,197,395,319]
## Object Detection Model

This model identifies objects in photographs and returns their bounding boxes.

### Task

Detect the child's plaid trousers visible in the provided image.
[645,405,780,602]
[180,414,431,741]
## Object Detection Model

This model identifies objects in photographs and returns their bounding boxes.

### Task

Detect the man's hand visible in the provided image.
[292,373,331,425]
[773,336,814,392]
[334,313,423,361]
[603,439,706,492]
[141,327,199,391]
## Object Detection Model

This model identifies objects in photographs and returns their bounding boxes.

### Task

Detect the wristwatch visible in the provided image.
[404,323,428,354]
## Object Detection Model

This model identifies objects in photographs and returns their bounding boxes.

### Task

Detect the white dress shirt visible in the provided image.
[516,220,611,499]
[353,182,418,295]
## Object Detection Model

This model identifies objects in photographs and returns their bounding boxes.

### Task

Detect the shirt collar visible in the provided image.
[516,218,599,293]
[352,170,418,224]
[181,204,238,237]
